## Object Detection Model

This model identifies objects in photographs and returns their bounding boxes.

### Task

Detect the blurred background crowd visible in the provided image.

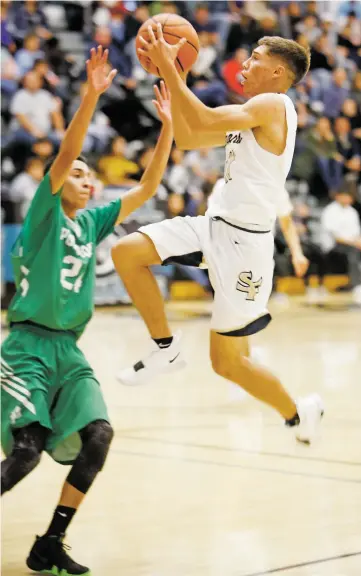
[1,0,361,304]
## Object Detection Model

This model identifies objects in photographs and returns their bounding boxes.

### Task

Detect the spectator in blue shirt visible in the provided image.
[14,33,44,76]
[310,68,349,119]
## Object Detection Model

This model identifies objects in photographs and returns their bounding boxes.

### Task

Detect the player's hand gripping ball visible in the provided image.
[136,13,199,76]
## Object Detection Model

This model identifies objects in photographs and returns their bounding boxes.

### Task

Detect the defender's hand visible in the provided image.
[138,22,186,69]
[86,46,117,96]
[153,81,172,125]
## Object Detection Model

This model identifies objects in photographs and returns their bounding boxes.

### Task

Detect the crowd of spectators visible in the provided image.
[1,0,361,302]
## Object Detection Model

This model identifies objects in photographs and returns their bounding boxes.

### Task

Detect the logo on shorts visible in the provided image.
[224,149,236,183]
[10,406,22,424]
[236,271,263,301]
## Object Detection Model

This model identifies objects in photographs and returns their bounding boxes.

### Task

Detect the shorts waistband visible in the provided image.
[10,321,77,339]
[211,217,271,234]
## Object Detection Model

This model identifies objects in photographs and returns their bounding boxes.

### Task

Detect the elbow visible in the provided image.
[136,181,155,201]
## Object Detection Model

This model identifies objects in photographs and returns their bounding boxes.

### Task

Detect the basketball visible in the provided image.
[136,13,200,76]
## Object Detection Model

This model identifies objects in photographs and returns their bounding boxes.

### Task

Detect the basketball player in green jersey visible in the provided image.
[1,46,173,575]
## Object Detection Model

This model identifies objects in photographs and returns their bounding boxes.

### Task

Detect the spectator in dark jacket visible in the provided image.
[12,0,51,41]
[310,34,334,72]
[334,116,361,181]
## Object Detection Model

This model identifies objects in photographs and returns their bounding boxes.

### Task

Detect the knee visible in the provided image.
[80,420,114,470]
[111,234,143,270]
[1,441,43,494]
[111,238,131,269]
[96,421,114,448]
[211,353,237,380]
[211,352,224,377]
[14,441,43,469]
[111,232,160,271]
[83,420,114,448]
[1,442,43,491]
[210,347,250,380]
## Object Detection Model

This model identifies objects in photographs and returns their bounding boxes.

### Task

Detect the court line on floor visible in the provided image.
[240,551,361,575]
[112,448,361,484]
[114,406,361,428]
[119,433,361,467]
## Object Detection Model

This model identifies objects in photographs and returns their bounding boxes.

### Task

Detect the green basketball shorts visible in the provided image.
[1,323,109,464]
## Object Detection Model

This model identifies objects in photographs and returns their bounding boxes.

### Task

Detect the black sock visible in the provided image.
[285,412,300,427]
[45,505,76,537]
[153,336,173,349]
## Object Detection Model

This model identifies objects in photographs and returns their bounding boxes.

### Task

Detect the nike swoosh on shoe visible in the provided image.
[169,353,180,364]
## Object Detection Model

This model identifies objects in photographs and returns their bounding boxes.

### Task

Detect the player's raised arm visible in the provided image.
[159,78,225,150]
[49,46,116,194]
[114,83,173,224]
[137,25,271,141]
[138,27,311,149]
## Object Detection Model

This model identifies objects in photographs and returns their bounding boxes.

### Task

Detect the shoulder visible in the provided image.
[76,209,94,229]
[10,171,30,188]
[11,89,27,103]
[321,203,333,217]
[349,205,360,218]
[39,89,54,101]
[247,93,287,111]
[243,93,287,123]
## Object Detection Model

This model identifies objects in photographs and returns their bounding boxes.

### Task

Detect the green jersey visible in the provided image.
[8,174,121,338]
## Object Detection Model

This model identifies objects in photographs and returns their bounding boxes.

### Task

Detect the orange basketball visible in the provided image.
[136,13,199,76]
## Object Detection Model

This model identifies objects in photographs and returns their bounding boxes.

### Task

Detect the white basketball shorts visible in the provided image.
[139,216,275,336]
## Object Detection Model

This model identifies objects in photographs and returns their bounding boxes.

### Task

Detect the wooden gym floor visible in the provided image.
[1,295,361,576]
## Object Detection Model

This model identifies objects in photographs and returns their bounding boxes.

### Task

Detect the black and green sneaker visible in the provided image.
[26,534,90,575]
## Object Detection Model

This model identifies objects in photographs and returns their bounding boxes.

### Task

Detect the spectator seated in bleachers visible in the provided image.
[7,70,64,148]
[334,116,361,184]
[9,156,44,222]
[292,116,341,197]
[67,81,116,155]
[188,30,227,107]
[32,58,69,101]
[321,184,361,304]
[1,46,21,98]
[291,202,327,303]
[222,47,249,103]
[11,0,52,42]
[191,2,219,42]
[350,71,361,110]
[30,137,54,164]
[97,135,139,188]
[310,67,349,119]
[163,147,190,197]
[14,32,44,76]
[341,98,361,145]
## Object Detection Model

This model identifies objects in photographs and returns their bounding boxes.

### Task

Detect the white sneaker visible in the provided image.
[306,287,319,305]
[117,331,186,386]
[317,286,328,304]
[295,393,324,444]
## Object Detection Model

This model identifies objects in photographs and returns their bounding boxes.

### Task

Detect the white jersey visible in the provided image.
[206,93,297,230]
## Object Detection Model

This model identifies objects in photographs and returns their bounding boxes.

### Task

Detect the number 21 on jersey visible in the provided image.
[19,257,84,298]
[61,256,83,293]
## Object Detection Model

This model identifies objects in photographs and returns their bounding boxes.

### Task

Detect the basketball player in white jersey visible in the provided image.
[112,29,324,443]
